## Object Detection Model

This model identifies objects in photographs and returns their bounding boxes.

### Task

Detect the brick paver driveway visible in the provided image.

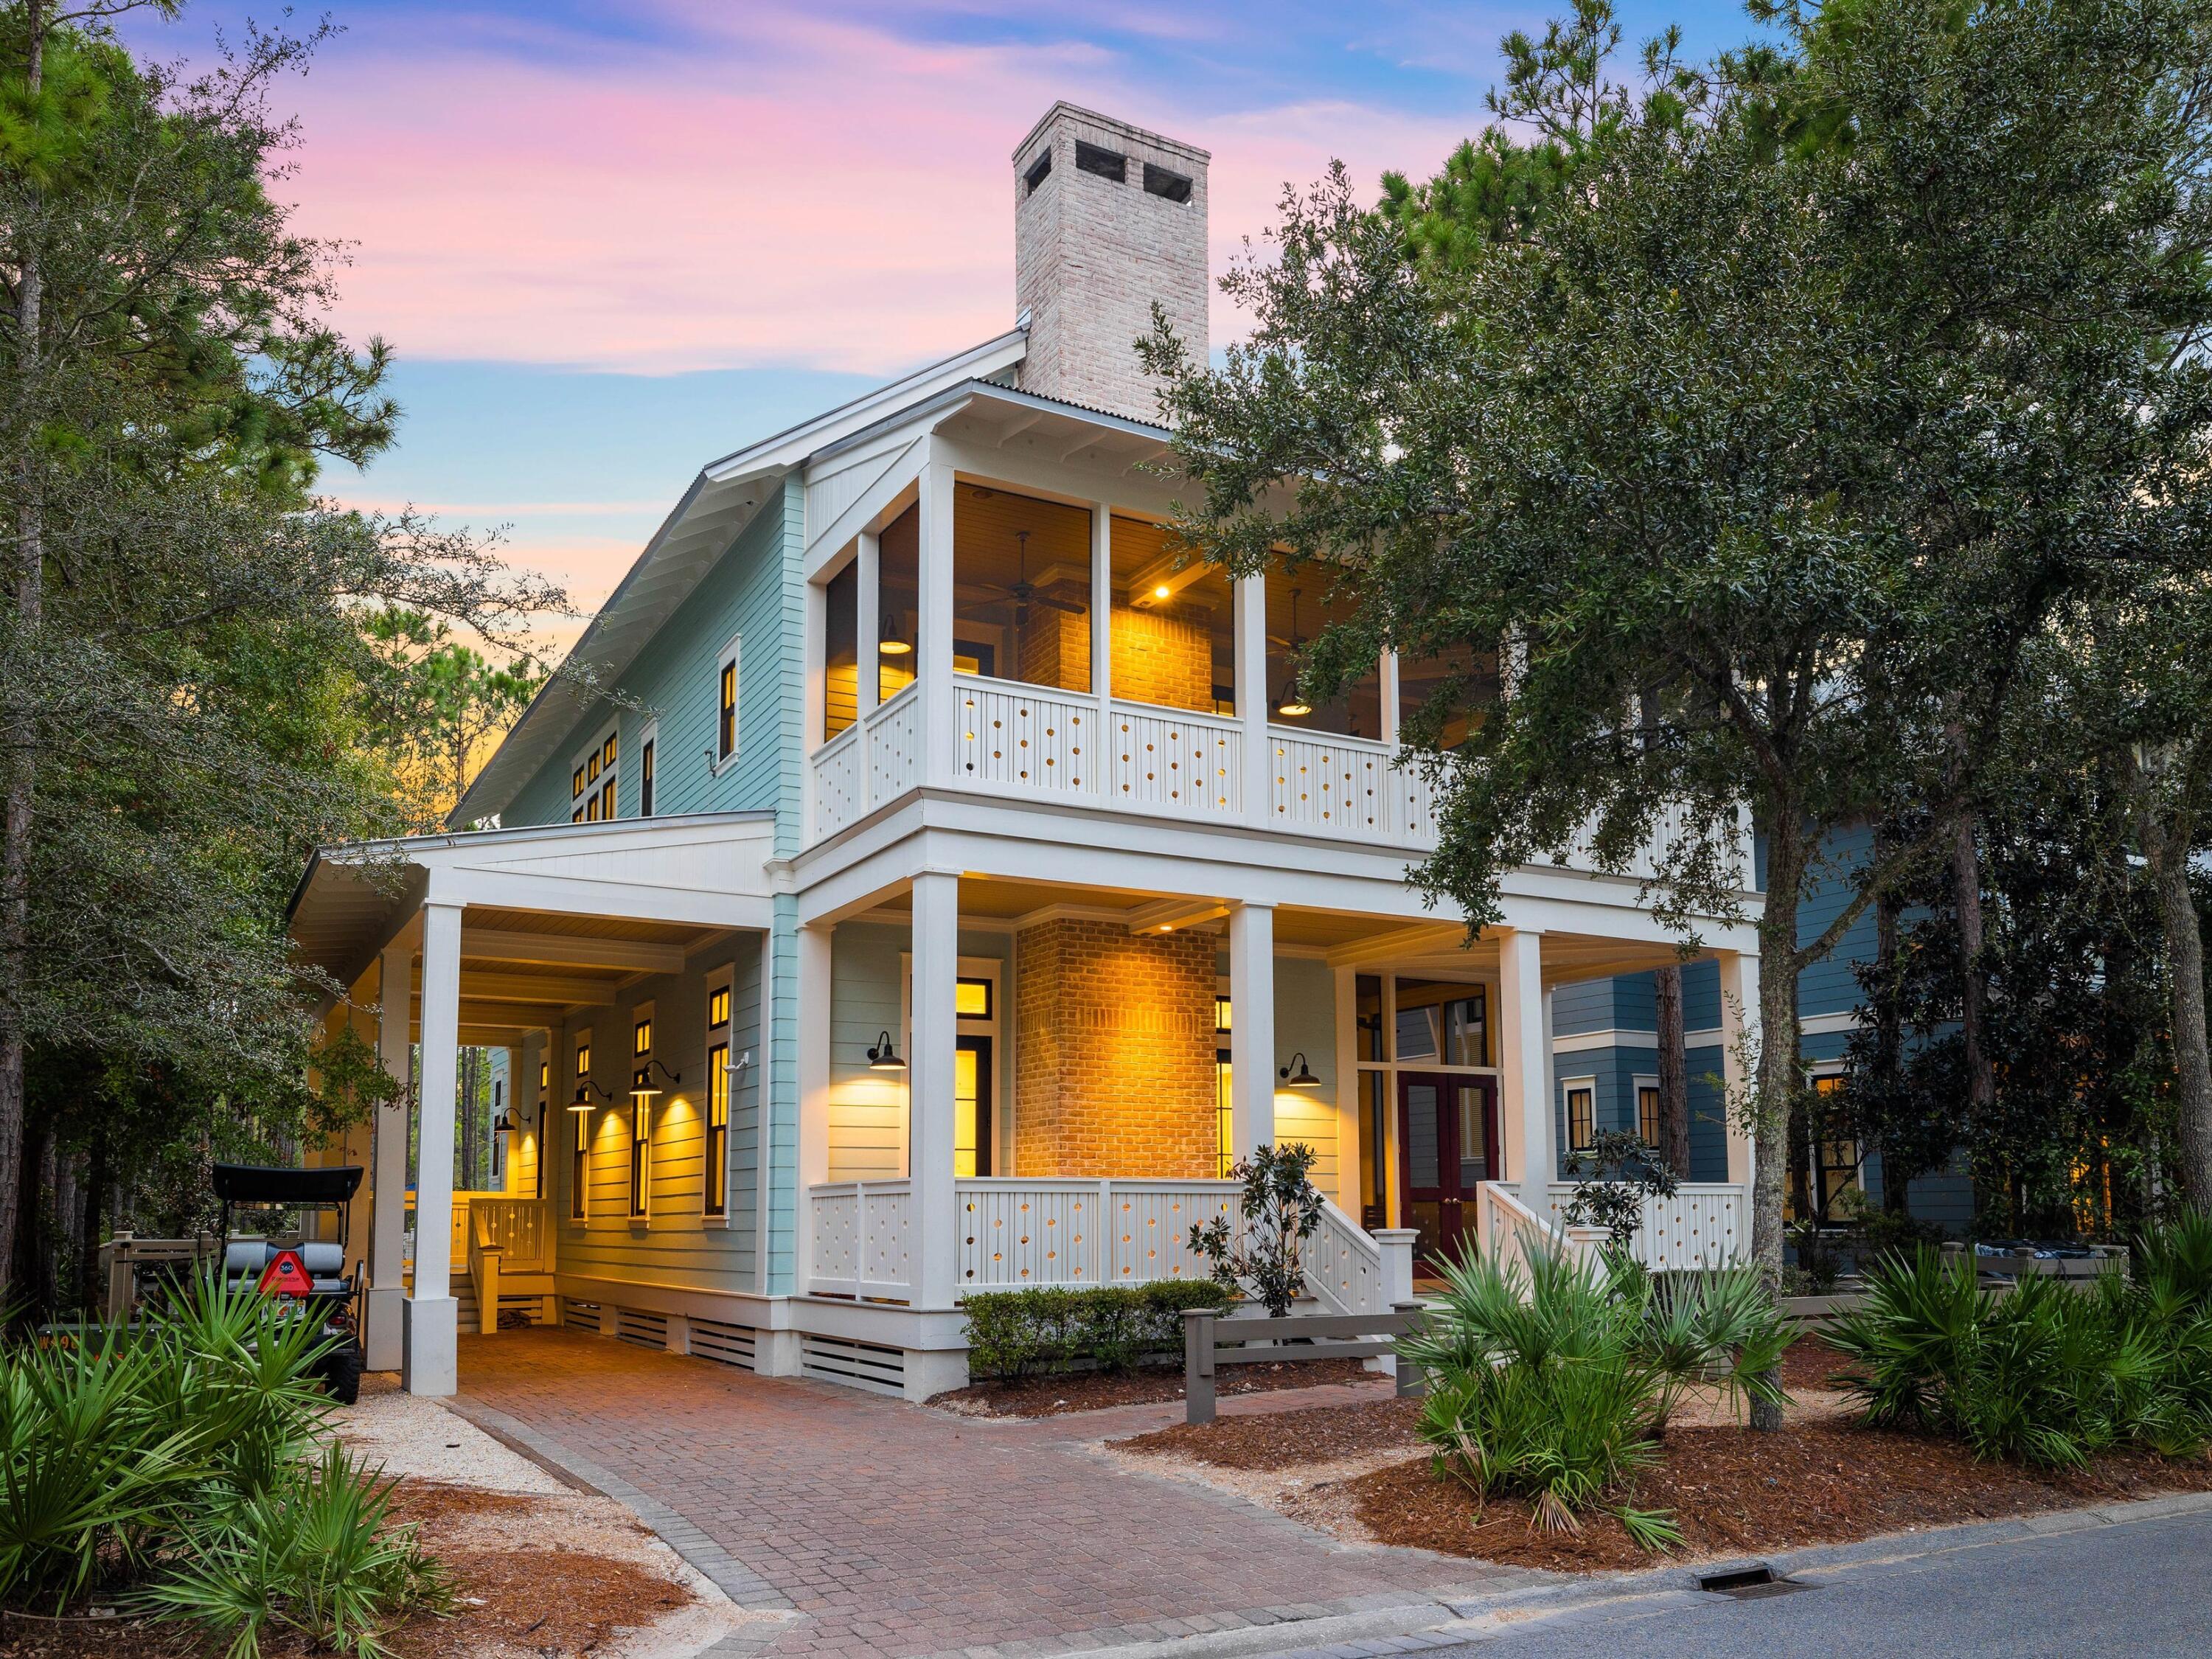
[452,1329,1523,1659]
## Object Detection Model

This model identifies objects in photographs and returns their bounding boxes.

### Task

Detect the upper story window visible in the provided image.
[638,726,657,817]
[571,728,617,821]
[717,636,741,765]
[1112,514,1236,716]
[824,560,859,739]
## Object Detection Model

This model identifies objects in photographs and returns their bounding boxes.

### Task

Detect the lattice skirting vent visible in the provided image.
[560,1298,602,1333]
[689,1317,758,1371]
[616,1308,669,1350]
[800,1334,905,1395]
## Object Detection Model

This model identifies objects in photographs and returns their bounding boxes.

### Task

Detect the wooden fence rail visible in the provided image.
[1180,1304,1427,1425]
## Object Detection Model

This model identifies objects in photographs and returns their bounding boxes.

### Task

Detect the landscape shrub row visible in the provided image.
[1829,1212,2212,1467]
[963,1281,1234,1380]
[0,1273,445,1657]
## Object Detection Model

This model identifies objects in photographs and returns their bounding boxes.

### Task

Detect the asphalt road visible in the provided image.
[1440,1509,2212,1658]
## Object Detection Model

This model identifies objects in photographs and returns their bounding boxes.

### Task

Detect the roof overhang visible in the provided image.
[453,326,1032,827]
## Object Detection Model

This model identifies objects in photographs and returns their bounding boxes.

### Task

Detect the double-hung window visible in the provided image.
[715,636,740,765]
[705,984,730,1217]
[571,728,617,821]
[1565,1081,1597,1155]
[630,1015,653,1218]
[569,1037,591,1220]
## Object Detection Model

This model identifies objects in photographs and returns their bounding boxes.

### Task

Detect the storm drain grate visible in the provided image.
[1698,1565,1812,1600]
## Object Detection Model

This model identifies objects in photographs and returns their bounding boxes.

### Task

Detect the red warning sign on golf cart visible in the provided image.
[258,1249,315,1298]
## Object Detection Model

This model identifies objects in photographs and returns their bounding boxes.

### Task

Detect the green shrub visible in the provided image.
[962,1281,1233,1380]
[4,1270,444,1656]
[1826,1222,2212,1468]
[140,1441,449,1659]
[1399,1239,1790,1548]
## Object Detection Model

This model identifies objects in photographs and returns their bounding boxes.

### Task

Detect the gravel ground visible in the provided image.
[338,1373,571,1494]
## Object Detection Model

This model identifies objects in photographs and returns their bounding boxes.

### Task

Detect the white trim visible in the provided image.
[1799,1009,1863,1037]
[1551,1025,1726,1055]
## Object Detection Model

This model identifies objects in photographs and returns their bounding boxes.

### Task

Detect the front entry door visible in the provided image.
[1398,1073,1499,1272]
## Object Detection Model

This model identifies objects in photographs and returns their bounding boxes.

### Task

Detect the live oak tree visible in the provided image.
[1147,0,2212,1422]
[0,4,561,1298]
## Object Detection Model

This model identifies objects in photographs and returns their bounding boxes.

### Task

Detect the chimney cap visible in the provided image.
[1012,101,1210,170]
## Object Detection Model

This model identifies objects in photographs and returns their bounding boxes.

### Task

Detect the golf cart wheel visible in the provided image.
[321,1346,363,1405]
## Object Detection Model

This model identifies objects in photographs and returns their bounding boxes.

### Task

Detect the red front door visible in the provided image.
[1397,1073,1500,1273]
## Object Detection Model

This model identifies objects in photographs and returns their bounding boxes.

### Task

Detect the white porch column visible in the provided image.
[404,902,462,1396]
[1228,900,1276,1158]
[1089,501,1112,798]
[365,942,412,1372]
[1496,928,1553,1208]
[1236,574,1269,824]
[792,922,832,1301]
[917,456,957,788]
[1717,950,1761,1187]
[910,872,961,1308]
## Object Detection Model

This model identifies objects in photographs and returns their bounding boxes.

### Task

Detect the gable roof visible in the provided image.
[452,325,1032,827]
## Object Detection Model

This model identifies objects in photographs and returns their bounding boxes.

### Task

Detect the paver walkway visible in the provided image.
[451,1329,1531,1659]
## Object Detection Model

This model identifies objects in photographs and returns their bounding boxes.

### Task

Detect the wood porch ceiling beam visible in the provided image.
[1324,922,1470,970]
[440,971,619,1006]
[1125,897,1230,936]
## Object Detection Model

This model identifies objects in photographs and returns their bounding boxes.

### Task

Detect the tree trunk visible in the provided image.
[0,4,49,1305]
[1949,807,1997,1133]
[1654,963,1691,1174]
[1749,829,1809,1433]
[2147,825,2212,1208]
[1873,878,1907,1211]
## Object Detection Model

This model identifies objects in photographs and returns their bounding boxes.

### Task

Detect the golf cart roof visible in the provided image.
[210,1164,363,1206]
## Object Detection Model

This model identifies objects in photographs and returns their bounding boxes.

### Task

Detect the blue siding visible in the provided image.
[1550,978,1617,1037]
[1796,821,1877,1018]
[1551,1040,1728,1183]
[502,479,805,844]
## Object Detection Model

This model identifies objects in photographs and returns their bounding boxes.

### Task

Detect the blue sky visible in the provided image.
[133,0,1763,639]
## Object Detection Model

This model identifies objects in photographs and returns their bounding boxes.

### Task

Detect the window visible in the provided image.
[1215,996,1234,1178]
[639,734,655,818]
[1638,1081,1663,1150]
[571,728,617,821]
[630,1096,651,1218]
[1355,975,1385,1062]
[1074,140,1125,181]
[716,636,740,763]
[570,1037,591,1220]
[535,1058,549,1202]
[490,1079,504,1183]
[1565,1082,1597,1154]
[633,1016,653,1060]
[705,984,731,1217]
[1142,161,1192,202]
[1392,981,1487,1066]
[1265,563,1381,738]
[877,504,919,702]
[1023,149,1052,194]
[954,1036,992,1178]
[956,978,992,1019]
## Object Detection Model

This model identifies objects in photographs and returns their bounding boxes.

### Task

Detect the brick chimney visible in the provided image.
[1012,103,1209,424]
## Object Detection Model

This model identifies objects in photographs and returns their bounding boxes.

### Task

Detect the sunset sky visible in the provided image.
[139,1,1759,647]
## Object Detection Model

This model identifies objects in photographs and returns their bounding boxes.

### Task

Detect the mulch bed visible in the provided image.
[1782,1333,1860,1394]
[1,1484,697,1659]
[934,1357,1380,1418]
[1120,1396,1425,1467]
[1325,1423,2212,1573]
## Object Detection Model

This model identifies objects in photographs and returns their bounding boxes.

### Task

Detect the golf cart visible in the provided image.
[212,1162,367,1405]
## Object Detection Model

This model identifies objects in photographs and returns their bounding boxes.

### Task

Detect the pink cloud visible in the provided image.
[275,7,1478,375]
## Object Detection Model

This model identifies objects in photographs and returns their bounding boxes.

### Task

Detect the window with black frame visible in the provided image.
[705,984,731,1217]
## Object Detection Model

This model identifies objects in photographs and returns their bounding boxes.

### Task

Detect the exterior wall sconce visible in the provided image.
[570,1080,613,1114]
[868,1031,907,1072]
[631,1058,683,1100]
[492,1107,522,1136]
[1278,1052,1321,1089]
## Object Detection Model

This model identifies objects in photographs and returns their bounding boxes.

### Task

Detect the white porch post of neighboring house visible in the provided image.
[910,871,961,1309]
[404,901,462,1396]
[1718,950,1761,1188]
[1497,928,1553,1210]
[365,941,412,1372]
[1228,900,1276,1158]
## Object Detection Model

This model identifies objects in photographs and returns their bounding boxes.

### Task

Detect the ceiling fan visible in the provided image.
[965,530,1085,618]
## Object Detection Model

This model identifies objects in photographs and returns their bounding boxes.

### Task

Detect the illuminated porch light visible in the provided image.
[1277,1052,1322,1090]
[631,1058,683,1100]
[571,1080,611,1114]
[1276,586,1314,717]
[879,614,911,655]
[1152,582,1172,599]
[867,1030,907,1072]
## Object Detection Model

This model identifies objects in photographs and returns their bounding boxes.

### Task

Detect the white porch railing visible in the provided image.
[1472,1180,1610,1279]
[806,1177,1407,1314]
[1540,1181,1749,1271]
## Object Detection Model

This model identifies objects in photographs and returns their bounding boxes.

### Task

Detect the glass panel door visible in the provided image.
[1398,1072,1498,1272]
[954,1036,992,1178]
